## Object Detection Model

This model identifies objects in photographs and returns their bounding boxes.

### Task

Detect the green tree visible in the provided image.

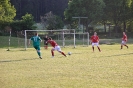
[21,13,36,30]
[40,11,64,30]
[64,0,105,31]
[127,0,133,32]
[0,5,5,21]
[103,0,131,33]
[10,13,36,37]
[0,0,16,30]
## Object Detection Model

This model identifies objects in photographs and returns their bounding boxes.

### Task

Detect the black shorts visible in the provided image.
[44,42,48,45]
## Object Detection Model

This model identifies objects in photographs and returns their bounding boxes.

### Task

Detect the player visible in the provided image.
[47,37,67,58]
[43,35,49,49]
[28,33,42,59]
[90,32,101,52]
[121,32,128,49]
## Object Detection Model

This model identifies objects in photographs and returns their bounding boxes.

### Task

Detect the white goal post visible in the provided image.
[24,29,89,50]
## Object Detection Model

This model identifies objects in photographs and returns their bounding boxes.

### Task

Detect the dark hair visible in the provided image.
[35,32,38,35]
[48,37,52,40]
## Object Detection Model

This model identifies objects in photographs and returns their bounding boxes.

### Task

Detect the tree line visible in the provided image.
[65,0,133,33]
[0,0,133,36]
[10,0,68,21]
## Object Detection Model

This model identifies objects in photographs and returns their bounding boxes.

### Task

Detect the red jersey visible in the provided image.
[122,34,127,41]
[48,40,58,47]
[91,35,99,43]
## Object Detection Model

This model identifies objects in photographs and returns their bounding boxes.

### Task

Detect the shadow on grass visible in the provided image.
[0,58,39,63]
[98,52,133,58]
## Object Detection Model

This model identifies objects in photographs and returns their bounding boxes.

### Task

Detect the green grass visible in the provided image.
[0,45,133,88]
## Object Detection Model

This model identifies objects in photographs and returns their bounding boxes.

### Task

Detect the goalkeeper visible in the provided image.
[43,35,49,49]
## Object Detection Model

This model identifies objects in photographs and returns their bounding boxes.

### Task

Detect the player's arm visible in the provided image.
[47,40,50,44]
[97,36,99,43]
[39,37,42,42]
[90,38,92,44]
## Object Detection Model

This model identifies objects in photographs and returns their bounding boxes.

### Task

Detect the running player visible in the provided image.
[90,32,101,52]
[43,35,48,49]
[47,37,67,58]
[28,33,42,59]
[121,32,128,49]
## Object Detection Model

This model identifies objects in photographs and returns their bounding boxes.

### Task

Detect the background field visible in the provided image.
[0,45,133,88]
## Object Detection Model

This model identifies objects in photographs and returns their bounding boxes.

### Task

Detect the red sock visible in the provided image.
[51,50,54,56]
[92,46,94,52]
[124,45,128,48]
[97,46,101,52]
[121,45,123,49]
[61,52,66,57]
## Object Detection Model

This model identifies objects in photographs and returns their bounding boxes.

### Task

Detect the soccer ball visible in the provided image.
[68,52,72,55]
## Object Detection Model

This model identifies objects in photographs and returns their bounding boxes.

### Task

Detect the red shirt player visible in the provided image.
[121,32,128,49]
[47,37,67,58]
[90,32,101,52]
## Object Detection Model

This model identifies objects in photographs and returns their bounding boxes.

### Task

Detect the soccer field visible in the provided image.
[0,45,133,88]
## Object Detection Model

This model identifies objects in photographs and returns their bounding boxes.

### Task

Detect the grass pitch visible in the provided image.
[0,45,133,88]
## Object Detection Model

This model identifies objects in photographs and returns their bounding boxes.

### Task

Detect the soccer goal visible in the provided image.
[24,29,89,50]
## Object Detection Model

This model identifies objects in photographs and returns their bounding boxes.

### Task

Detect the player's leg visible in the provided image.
[121,45,123,49]
[56,46,66,57]
[124,44,128,49]
[121,41,128,49]
[59,51,67,57]
[44,43,48,49]
[97,46,101,52]
[123,41,128,49]
[92,43,95,52]
[35,46,42,59]
[96,43,101,52]
[51,48,55,57]
[121,41,124,49]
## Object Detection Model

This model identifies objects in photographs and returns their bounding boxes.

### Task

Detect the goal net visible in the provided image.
[24,29,89,50]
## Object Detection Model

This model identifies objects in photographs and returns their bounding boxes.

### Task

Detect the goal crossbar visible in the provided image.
[24,29,76,50]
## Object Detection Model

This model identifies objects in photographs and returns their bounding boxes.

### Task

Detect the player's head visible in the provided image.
[48,37,52,40]
[123,32,125,35]
[35,33,38,36]
[94,32,97,36]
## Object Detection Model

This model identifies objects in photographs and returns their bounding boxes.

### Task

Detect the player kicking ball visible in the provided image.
[28,33,42,59]
[121,32,128,49]
[90,32,101,52]
[47,37,67,58]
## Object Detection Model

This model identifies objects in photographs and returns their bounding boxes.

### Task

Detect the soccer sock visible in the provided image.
[37,51,41,57]
[121,45,123,49]
[92,46,94,52]
[97,46,101,52]
[51,50,54,56]
[61,52,66,57]
[45,46,48,49]
[124,45,128,48]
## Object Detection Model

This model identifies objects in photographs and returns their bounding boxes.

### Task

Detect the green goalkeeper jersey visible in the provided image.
[30,36,42,46]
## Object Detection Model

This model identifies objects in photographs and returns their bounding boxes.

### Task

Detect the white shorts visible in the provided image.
[52,45,61,51]
[92,43,99,46]
[121,41,126,45]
